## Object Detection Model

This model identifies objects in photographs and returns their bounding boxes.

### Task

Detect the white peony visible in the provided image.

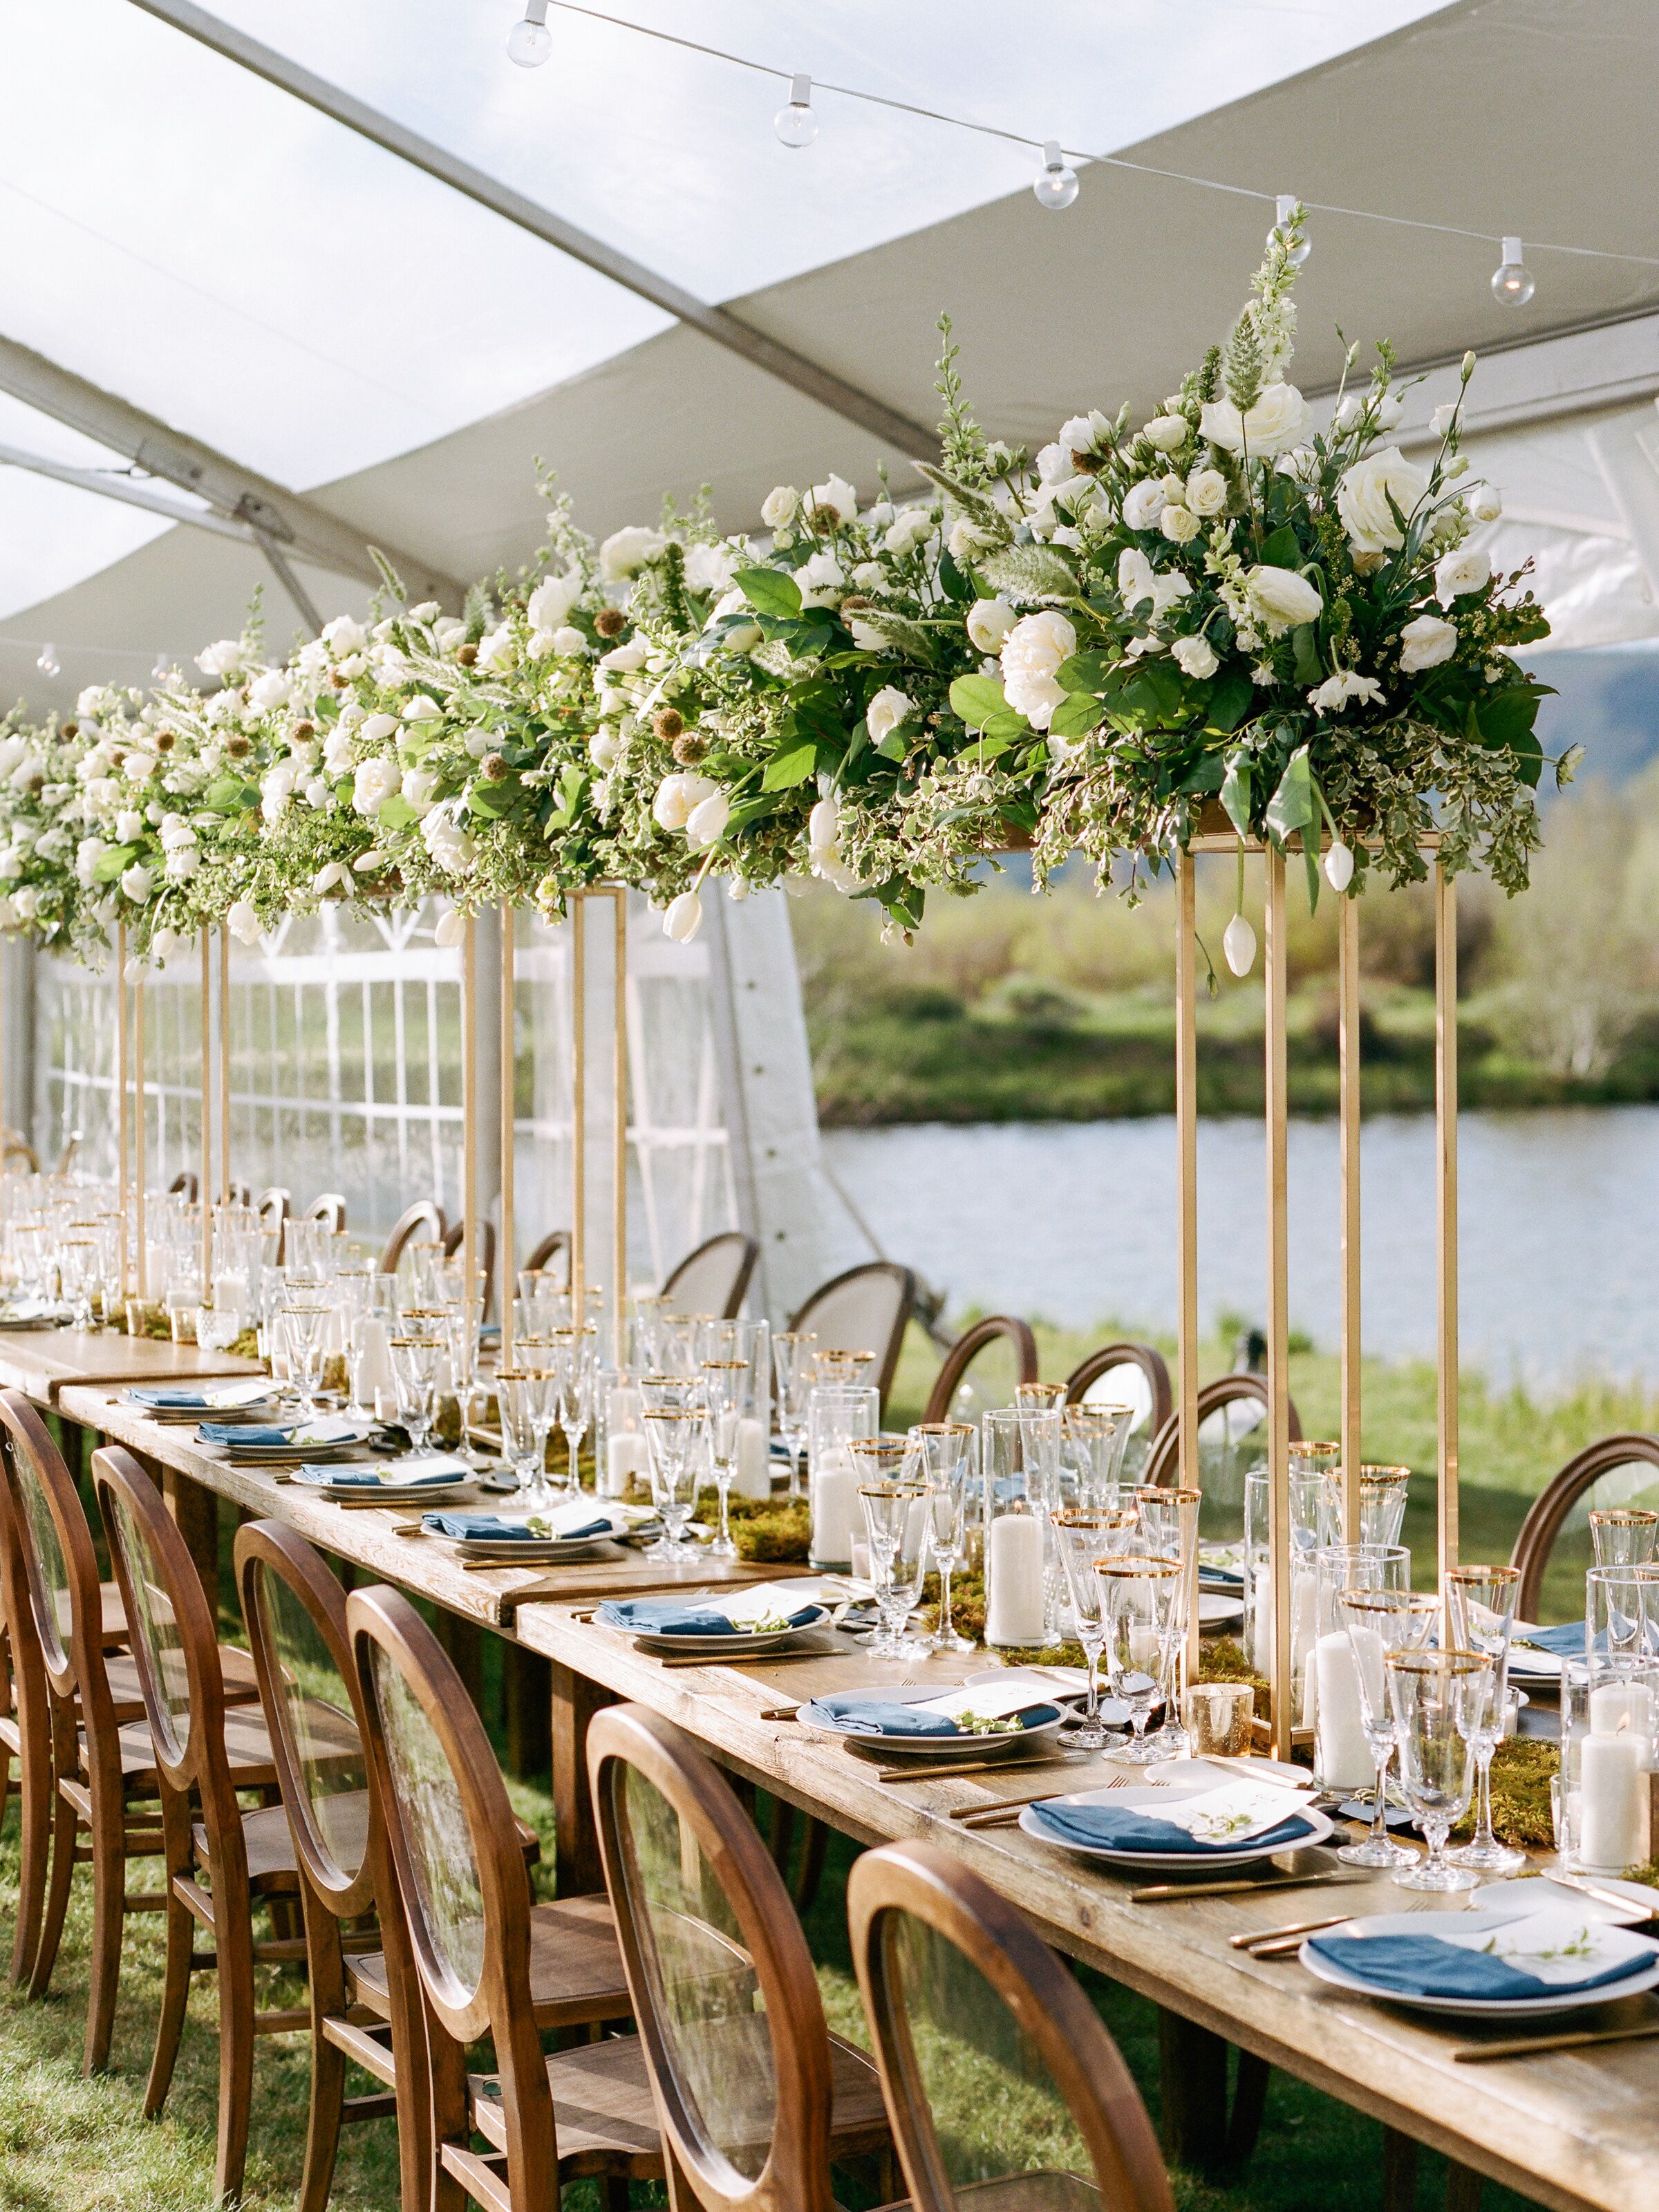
[966,598,1015,654]
[1122,479,1168,531]
[402,767,438,814]
[226,899,263,946]
[247,670,291,712]
[321,615,366,656]
[1185,468,1228,517]
[1336,446,1429,556]
[1309,668,1386,713]
[867,686,915,746]
[120,863,154,905]
[1399,613,1459,673]
[599,525,668,581]
[1246,565,1324,632]
[526,572,581,632]
[1434,546,1490,604]
[196,638,248,679]
[1143,414,1190,452]
[1172,636,1219,679]
[806,474,858,529]
[663,890,703,943]
[684,791,731,850]
[1199,382,1311,457]
[433,906,467,949]
[1000,611,1077,731]
[684,542,740,595]
[760,485,798,531]
[421,810,476,874]
[353,756,398,816]
[1469,485,1503,523]
[1160,503,1199,545]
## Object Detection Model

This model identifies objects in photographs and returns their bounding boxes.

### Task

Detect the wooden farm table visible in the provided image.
[57,1385,1659,2212]
[0,1328,262,1405]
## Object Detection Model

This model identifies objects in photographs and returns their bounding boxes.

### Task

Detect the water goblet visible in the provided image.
[388,1333,442,1457]
[1591,1508,1659,1569]
[1445,1564,1525,1873]
[859,1482,930,1658]
[1387,1649,1493,1891]
[642,1408,704,1558]
[283,1302,330,1417]
[1096,1555,1184,1761]
[495,1370,549,1506]
[1052,1510,1138,1746]
[1062,1403,1134,1512]
[772,1330,816,1498]
[1334,1588,1439,1868]
[909,1423,975,1653]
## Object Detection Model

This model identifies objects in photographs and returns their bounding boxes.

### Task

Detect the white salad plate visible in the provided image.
[1019,1771,1333,1868]
[1298,1910,1659,2018]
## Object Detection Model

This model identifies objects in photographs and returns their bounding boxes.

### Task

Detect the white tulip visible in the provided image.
[1223,912,1257,977]
[312,861,350,895]
[402,766,439,814]
[653,774,711,833]
[150,928,182,964]
[883,510,932,556]
[598,636,649,673]
[362,713,400,743]
[867,686,915,746]
[1434,546,1490,605]
[402,693,442,721]
[589,731,619,771]
[433,906,467,948]
[324,727,355,776]
[353,850,386,872]
[115,809,145,845]
[475,625,515,671]
[304,778,331,811]
[685,791,731,850]
[808,795,840,854]
[663,890,703,943]
[965,598,1015,654]
[1324,841,1355,892]
[1469,485,1503,523]
[226,899,263,946]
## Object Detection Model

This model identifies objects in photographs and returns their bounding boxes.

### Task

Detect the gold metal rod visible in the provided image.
[1264,845,1292,1763]
[571,890,587,1320]
[200,929,212,1295]
[117,923,129,1295]
[460,912,477,1312]
[218,928,231,1207]
[500,903,515,1364]
[134,961,147,1303]
[0,927,8,1150]
[1175,848,1200,1680]
[1435,862,1459,1596]
[612,887,628,1368]
[1338,885,1362,1539]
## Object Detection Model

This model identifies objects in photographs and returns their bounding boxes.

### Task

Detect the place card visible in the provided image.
[1141,1778,1318,1846]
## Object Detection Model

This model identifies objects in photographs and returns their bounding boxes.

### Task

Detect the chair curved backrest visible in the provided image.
[788,1264,917,1414]
[922,1317,1038,1427]
[304,1192,348,1232]
[662,1233,759,1323]
[590,1703,881,2212]
[0,1391,114,1727]
[1139,1375,1302,1533]
[169,1171,198,1201]
[227,1179,252,1208]
[1510,1433,1659,1623]
[379,1199,447,1277]
[523,1230,570,1286]
[847,1841,1173,2212]
[55,1132,80,1177]
[347,1582,553,2203]
[256,1186,292,1242]
[1065,1343,1173,1480]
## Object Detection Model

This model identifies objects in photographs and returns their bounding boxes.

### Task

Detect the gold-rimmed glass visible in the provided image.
[700,1359,749,1559]
[909,1423,975,1653]
[859,1482,929,1657]
[1387,1649,1493,1891]
[1096,1554,1184,1761]
[1591,1508,1659,1569]
[1052,1510,1138,1745]
[1335,1588,1440,1870]
[642,1409,704,1557]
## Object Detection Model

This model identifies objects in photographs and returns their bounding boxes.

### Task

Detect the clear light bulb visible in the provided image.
[1033,138,1078,211]
[35,643,58,677]
[1491,236,1535,306]
[1268,193,1310,267]
[774,73,817,148]
[506,3,551,68]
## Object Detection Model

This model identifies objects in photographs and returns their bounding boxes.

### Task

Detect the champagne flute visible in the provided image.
[1335,1588,1439,1869]
[1062,1404,1134,1512]
[388,1333,441,1456]
[700,1359,747,1559]
[1053,1510,1138,1745]
[1445,1564,1525,1874]
[495,1370,545,1502]
[909,1423,975,1653]
[1096,1555,1183,1761]
[559,1327,599,1492]
[772,1330,816,1498]
[1387,1650,1493,1892]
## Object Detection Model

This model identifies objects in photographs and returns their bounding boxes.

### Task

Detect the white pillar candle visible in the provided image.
[605,1431,648,1498]
[212,1269,247,1322]
[1313,1631,1373,1792]
[1249,1562,1273,1676]
[353,1316,394,1400]
[986,1512,1046,1647]
[1580,1733,1651,1871]
[734,1416,771,1500]
[810,1450,860,1569]
[1590,1681,1655,1765]
[850,1537,871,1583]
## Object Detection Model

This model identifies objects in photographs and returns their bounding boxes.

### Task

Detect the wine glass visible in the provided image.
[445,1297,486,1467]
[283,1302,330,1418]
[772,1330,816,1498]
[1062,1404,1134,1512]
[700,1360,747,1559]
[1335,1587,1439,1868]
[559,1328,599,1492]
[642,1408,703,1558]
[909,1423,975,1653]
[495,1370,547,1504]
[1052,1510,1138,1745]
[388,1333,441,1456]
[57,1238,97,1331]
[1096,1555,1183,1761]
[1387,1649,1494,1891]
[1591,1509,1659,1569]
[1445,1564,1525,1874]
[859,1483,930,1658]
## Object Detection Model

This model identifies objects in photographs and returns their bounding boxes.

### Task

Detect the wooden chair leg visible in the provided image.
[9,1701,52,1986]
[792,1815,830,1915]
[146,1879,196,2119]
[298,1904,350,2212]
[212,1859,258,2209]
[27,1783,77,1998]
[1445,2161,1485,2212]
[1382,2126,1420,2212]
[82,1809,126,2074]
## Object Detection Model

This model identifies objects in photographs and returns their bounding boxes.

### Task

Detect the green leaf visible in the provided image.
[761,745,817,791]
[1206,668,1255,733]
[1221,755,1253,838]
[1178,754,1226,796]
[735,566,802,618]
[981,708,1029,743]
[1508,727,1544,789]
[948,673,1011,729]
[1259,525,1301,570]
[1056,651,1121,695]
[726,794,780,835]
[1291,624,1322,688]
[978,543,1079,605]
[202,775,261,814]
[937,548,974,602]
[91,843,139,883]
[846,609,936,662]
[377,794,418,831]
[1472,685,1545,751]
[787,688,848,751]
[1264,744,1315,845]
[1048,691,1108,738]
[875,727,908,760]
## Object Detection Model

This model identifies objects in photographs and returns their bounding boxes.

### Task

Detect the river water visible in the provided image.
[821,1105,1659,1390]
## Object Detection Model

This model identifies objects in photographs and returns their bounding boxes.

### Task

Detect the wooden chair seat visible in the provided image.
[104,1645,259,1717]
[470,2035,665,2170]
[192,1803,299,1891]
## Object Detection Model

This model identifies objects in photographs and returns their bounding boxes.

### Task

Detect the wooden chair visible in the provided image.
[55,1131,82,1176]
[522,1230,570,1287]
[347,1582,664,2212]
[921,1315,1038,1426]
[92,1445,344,2204]
[788,1262,917,1415]
[1510,1432,1659,1622]
[660,1231,758,1322]
[0,1464,52,1990]
[378,1199,447,1277]
[169,1171,199,1201]
[1140,1374,1302,1493]
[1,1138,39,1174]
[256,1186,292,1256]
[303,1192,348,1233]
[847,1839,1174,2212]
[588,1703,891,2212]
[1065,1342,1173,1481]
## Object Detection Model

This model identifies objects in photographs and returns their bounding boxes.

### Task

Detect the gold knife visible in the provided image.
[1132,1870,1364,1903]
[1454,2018,1659,2063]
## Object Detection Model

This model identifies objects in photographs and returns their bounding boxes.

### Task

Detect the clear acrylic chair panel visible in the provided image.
[256,1560,369,1882]
[1542,1462,1659,1623]
[885,1909,1098,2212]
[103,1482,191,1761]
[619,1762,778,2182]
[1078,1362,1156,1481]
[366,1640,485,2001]
[1194,1398,1268,1543]
[9,1443,72,1671]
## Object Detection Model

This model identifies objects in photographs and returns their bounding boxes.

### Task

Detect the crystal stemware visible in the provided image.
[1591,1508,1659,1570]
[1387,1649,1493,1891]
[701,1358,748,1559]
[387,1333,441,1457]
[495,1369,549,1506]
[771,1329,816,1498]
[859,1482,930,1658]
[909,1423,975,1653]
[1096,1555,1183,1761]
[1062,1403,1134,1512]
[1334,1587,1439,1868]
[1445,1564,1525,1873]
[1052,1510,1138,1746]
[283,1302,330,1418]
[642,1408,704,1558]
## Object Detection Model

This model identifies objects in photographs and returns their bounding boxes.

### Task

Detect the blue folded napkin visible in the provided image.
[812,1691,1062,1738]
[1517,1622,1586,1658]
[600,1595,823,1637]
[198,1421,296,1447]
[422,1512,613,1542]
[1200,1568,1244,1591]
[1306,1930,1644,2002]
[297,1465,460,1490]
[131,1387,221,1409]
[1028,1799,1315,1855]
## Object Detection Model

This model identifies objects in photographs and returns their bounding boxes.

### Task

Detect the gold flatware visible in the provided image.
[1454,2019,1659,2063]
[871,1755,1078,1786]
[1539,1870,1658,1919]
[1245,1916,1360,1958]
[760,1707,798,1722]
[1229,1911,1357,1951]
[1132,1871,1364,1904]
[955,1779,1133,1829]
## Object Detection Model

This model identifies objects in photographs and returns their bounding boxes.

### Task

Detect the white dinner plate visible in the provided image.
[1019,1772,1333,1868]
[626,1602,834,1656]
[1298,1910,1659,2018]
[1472,1874,1655,1929]
[1199,1591,1244,1626]
[797,1683,1073,1759]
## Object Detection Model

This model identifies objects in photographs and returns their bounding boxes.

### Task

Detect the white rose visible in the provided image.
[475,625,514,672]
[806,474,858,530]
[1434,546,1490,604]
[1185,468,1228,517]
[1172,636,1219,679]
[883,509,932,556]
[1469,485,1503,524]
[1122,480,1167,531]
[966,599,1015,654]
[421,810,476,874]
[115,809,145,844]
[760,485,799,531]
[684,542,740,595]
[75,836,106,887]
[685,791,731,850]
[526,572,581,632]
[866,686,915,747]
[433,906,467,949]
[402,766,439,814]
[120,863,154,905]
[663,890,703,943]
[796,549,846,609]
[1399,613,1459,673]
[550,626,587,655]
[0,851,21,883]
[8,887,36,924]
[312,861,349,895]
[946,515,995,566]
[195,638,247,679]
[353,756,398,816]
[1246,565,1324,633]
[599,526,668,581]
[247,670,291,713]
[598,636,649,673]
[323,727,355,775]
[1309,668,1387,713]
[322,615,366,655]
[1199,382,1311,458]
[1160,503,1199,545]
[1336,446,1430,556]
[226,899,263,946]
[1143,414,1190,452]
[999,611,1077,731]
